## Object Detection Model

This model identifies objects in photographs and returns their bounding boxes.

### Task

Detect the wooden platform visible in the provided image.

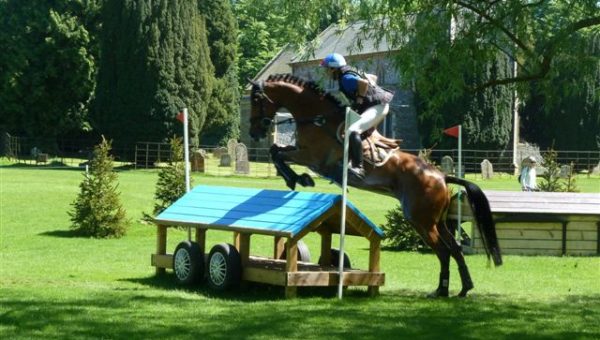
[449,191,600,256]
[152,185,385,297]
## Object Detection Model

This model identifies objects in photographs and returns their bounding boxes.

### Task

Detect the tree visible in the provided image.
[200,0,241,146]
[93,0,214,149]
[234,0,344,86]
[69,137,129,238]
[276,1,600,148]
[0,0,97,150]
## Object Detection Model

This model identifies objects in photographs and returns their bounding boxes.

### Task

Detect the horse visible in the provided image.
[248,74,502,297]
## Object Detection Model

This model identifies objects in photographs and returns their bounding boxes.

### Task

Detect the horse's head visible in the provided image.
[249,80,279,142]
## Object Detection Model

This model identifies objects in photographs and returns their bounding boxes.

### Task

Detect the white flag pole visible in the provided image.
[337,107,352,299]
[182,108,191,241]
[182,108,191,193]
[457,125,462,242]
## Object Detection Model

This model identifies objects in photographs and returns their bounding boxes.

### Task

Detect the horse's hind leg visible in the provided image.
[438,220,474,297]
[415,225,451,298]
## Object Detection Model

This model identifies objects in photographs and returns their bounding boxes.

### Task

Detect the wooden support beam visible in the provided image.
[368,238,381,296]
[285,239,298,298]
[320,232,332,265]
[274,236,285,259]
[195,228,206,252]
[233,231,241,249]
[239,233,251,267]
[156,225,167,275]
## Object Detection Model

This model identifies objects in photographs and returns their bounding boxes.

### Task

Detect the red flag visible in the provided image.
[443,125,459,138]
[176,111,185,123]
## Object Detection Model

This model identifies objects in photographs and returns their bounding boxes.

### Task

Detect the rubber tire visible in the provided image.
[207,243,242,291]
[319,248,351,269]
[173,241,204,285]
[280,240,311,262]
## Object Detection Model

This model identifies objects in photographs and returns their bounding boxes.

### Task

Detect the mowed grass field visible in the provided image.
[1,165,599,339]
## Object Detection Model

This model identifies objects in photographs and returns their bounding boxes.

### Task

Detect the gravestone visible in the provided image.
[213,147,227,158]
[441,156,454,175]
[191,150,205,172]
[227,139,237,162]
[219,154,231,167]
[559,164,571,178]
[592,161,600,175]
[480,159,494,179]
[235,143,249,174]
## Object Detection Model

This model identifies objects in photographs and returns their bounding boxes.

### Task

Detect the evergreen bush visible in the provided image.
[69,137,128,238]
[151,136,189,216]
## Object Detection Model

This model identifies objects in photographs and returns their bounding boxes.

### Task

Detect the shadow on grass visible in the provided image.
[121,274,371,302]
[1,285,598,339]
[38,229,80,238]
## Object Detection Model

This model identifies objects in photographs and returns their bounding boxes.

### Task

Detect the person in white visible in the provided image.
[520,156,538,191]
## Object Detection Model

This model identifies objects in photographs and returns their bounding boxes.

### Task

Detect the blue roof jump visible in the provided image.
[154,185,384,240]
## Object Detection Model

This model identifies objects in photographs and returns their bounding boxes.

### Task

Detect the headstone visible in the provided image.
[234,143,249,174]
[191,150,205,172]
[213,146,227,158]
[219,154,231,167]
[441,156,454,175]
[592,161,600,175]
[559,164,571,178]
[227,139,238,162]
[480,159,494,179]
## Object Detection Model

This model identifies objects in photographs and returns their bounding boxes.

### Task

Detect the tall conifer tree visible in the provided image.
[93,0,214,148]
[200,0,240,146]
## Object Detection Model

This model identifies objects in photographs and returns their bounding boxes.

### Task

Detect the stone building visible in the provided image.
[240,21,421,151]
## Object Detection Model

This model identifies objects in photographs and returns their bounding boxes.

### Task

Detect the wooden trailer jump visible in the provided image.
[151,185,385,298]
[449,190,600,256]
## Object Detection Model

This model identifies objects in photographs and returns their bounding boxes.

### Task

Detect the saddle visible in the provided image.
[336,124,401,167]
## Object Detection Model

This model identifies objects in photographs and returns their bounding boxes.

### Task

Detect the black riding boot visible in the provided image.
[349,132,365,178]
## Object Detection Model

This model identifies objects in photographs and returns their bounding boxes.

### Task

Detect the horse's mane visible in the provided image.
[265,73,345,109]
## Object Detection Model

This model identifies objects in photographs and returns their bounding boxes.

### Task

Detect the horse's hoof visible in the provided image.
[298,173,315,187]
[457,287,473,298]
[427,288,449,298]
[285,178,297,191]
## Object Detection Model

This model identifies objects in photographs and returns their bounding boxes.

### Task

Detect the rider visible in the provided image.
[320,53,393,177]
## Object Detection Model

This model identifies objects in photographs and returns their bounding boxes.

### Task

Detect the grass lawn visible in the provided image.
[1,166,599,339]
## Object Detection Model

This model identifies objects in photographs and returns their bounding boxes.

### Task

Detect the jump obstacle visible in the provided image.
[449,190,600,256]
[152,185,385,298]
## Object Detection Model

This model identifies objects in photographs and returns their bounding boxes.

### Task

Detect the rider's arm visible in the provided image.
[356,78,369,97]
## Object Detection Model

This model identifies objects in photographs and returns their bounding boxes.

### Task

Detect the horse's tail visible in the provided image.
[445,175,503,266]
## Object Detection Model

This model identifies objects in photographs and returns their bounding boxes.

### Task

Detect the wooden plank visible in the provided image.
[243,267,286,286]
[286,271,385,286]
[151,254,173,269]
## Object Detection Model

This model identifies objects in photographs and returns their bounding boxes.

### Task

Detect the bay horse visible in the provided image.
[249,74,502,297]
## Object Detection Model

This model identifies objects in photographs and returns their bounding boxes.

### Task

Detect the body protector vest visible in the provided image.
[338,68,394,113]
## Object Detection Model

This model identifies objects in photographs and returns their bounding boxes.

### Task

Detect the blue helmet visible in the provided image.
[320,53,347,68]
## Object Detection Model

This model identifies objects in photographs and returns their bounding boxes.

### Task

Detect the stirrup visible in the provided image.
[348,166,366,180]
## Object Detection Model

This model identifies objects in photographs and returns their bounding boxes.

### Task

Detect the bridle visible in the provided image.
[250,81,276,129]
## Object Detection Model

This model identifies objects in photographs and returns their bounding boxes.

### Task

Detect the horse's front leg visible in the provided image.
[270,144,315,190]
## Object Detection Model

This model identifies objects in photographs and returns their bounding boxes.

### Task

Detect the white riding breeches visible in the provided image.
[348,103,389,134]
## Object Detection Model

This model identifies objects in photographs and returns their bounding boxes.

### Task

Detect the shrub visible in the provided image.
[380,205,426,251]
[69,137,129,238]
[539,147,564,192]
[151,136,189,216]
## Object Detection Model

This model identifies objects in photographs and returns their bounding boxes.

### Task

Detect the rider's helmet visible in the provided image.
[320,53,347,68]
